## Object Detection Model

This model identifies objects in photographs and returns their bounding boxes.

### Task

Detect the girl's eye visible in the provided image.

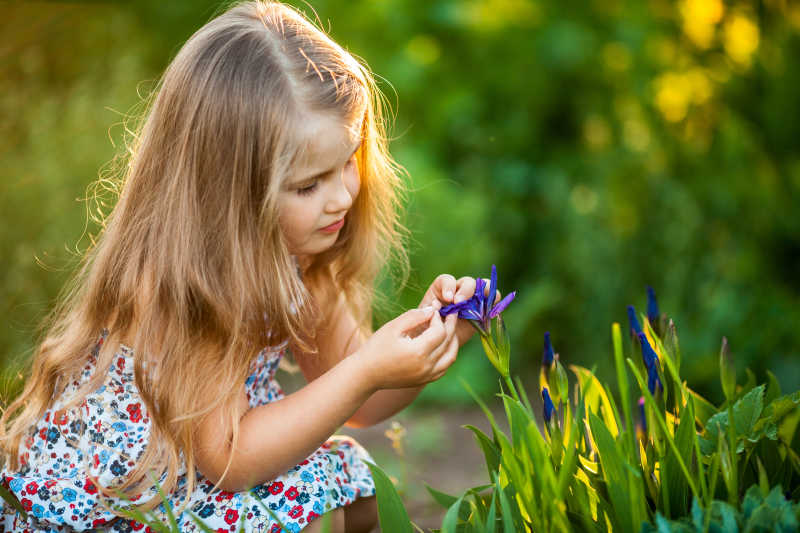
[296,181,318,196]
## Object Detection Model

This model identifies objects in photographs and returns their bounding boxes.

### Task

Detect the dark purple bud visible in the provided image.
[647,361,663,396]
[542,387,555,424]
[543,332,555,366]
[647,286,660,324]
[638,333,659,369]
[627,305,643,337]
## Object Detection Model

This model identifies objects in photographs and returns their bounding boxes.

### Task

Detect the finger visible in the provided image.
[413,310,447,352]
[428,314,457,360]
[431,336,459,376]
[453,277,476,304]
[434,274,457,303]
[444,313,458,339]
[394,306,435,335]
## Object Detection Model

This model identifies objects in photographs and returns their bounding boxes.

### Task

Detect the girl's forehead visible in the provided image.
[292,114,362,171]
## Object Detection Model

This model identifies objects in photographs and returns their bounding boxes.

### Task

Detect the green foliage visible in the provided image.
[367,293,800,532]
[642,486,800,533]
[3,0,800,409]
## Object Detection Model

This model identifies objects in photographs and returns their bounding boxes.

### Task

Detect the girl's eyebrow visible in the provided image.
[292,141,360,186]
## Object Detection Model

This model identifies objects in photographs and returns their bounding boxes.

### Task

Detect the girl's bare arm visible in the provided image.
[193,306,456,492]
[295,283,469,428]
[293,292,430,428]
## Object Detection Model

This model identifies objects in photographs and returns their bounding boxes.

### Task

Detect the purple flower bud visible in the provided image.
[542,332,555,366]
[638,333,659,370]
[542,387,555,424]
[647,361,663,396]
[628,305,643,337]
[647,286,660,324]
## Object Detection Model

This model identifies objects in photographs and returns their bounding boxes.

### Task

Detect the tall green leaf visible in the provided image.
[364,460,414,533]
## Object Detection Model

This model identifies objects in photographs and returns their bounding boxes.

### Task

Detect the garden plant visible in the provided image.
[2,267,798,533]
[366,266,800,533]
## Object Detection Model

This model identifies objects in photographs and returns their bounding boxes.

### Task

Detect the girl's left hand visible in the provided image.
[419,274,481,347]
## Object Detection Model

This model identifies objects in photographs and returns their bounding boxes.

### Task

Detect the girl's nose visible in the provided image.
[326,171,356,213]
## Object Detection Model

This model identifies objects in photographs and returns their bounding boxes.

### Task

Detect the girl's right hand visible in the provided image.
[355,306,459,390]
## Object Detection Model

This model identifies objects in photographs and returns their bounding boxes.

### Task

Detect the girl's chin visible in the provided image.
[291,237,339,256]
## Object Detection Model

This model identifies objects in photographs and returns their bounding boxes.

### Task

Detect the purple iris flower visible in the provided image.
[542,387,555,424]
[627,305,643,338]
[647,286,660,324]
[647,360,663,396]
[638,333,659,370]
[439,265,516,335]
[542,332,555,366]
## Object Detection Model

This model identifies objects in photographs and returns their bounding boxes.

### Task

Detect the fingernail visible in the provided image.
[445,290,454,300]
[422,305,434,313]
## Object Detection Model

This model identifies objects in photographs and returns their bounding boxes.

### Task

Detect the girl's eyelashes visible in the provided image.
[296,181,318,196]
[294,154,356,196]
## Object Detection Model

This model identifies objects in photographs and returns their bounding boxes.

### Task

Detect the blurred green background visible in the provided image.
[2,0,799,408]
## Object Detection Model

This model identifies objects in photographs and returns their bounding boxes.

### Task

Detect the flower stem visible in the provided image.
[504,373,522,406]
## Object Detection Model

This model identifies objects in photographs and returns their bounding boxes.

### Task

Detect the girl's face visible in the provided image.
[278,114,362,257]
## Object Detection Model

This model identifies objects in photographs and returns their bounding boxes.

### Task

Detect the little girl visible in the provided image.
[0,1,482,532]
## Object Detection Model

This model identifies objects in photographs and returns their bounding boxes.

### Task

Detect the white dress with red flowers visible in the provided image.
[0,332,377,532]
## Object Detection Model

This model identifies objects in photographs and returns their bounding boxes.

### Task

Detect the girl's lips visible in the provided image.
[319,218,344,233]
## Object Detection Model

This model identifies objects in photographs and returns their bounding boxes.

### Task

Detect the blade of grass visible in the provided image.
[613,322,636,459]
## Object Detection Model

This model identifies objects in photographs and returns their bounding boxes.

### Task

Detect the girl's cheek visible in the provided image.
[345,169,361,200]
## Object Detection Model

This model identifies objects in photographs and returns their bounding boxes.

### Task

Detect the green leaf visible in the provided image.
[0,483,28,520]
[440,493,466,533]
[688,387,718,427]
[703,385,766,453]
[493,472,517,533]
[425,483,460,510]
[571,365,620,437]
[151,476,180,533]
[461,378,504,446]
[661,408,695,518]
[612,322,636,459]
[710,501,739,533]
[463,424,501,480]
[755,391,800,435]
[364,460,414,533]
[588,412,642,533]
[765,370,782,405]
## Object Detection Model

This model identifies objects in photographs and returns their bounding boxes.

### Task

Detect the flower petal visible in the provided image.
[638,332,659,369]
[627,305,643,336]
[488,291,516,318]
[647,362,663,395]
[487,265,498,311]
[439,301,468,317]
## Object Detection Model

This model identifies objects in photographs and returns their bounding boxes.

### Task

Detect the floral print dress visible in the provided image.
[0,332,377,532]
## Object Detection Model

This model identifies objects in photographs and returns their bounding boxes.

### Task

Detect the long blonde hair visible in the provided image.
[0,0,408,515]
